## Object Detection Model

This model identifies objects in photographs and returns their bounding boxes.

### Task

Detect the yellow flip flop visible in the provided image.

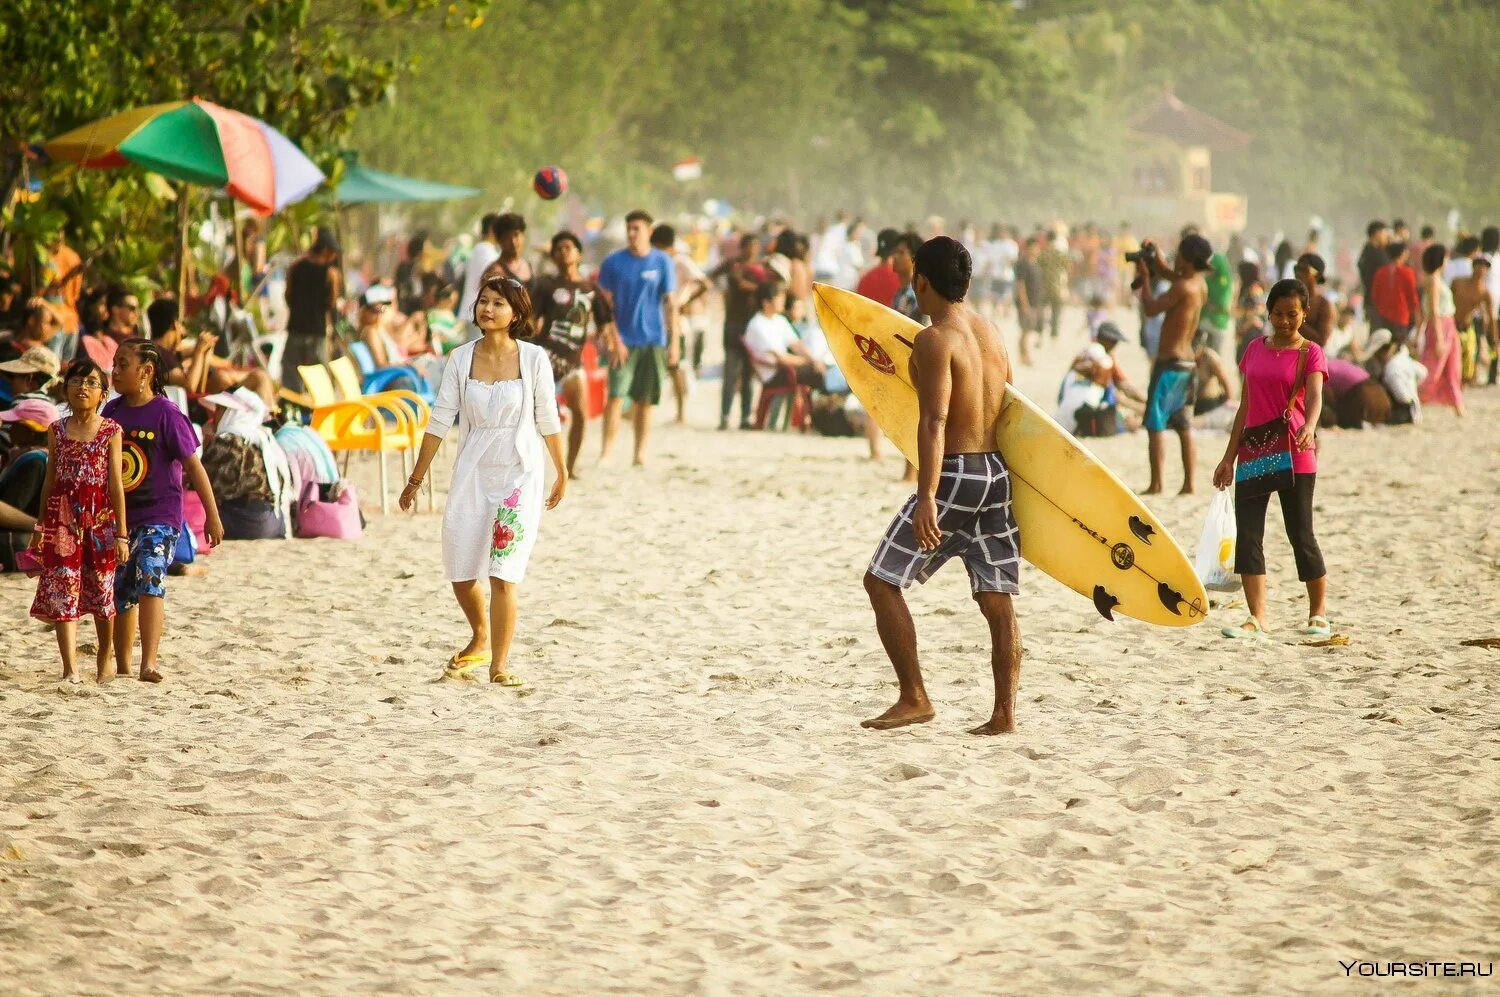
[490,671,524,687]
[444,652,491,678]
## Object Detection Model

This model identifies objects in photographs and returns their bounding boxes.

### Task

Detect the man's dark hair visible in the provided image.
[550,230,583,253]
[480,212,499,237]
[1421,225,1436,239]
[1482,227,1500,253]
[146,299,179,338]
[1392,218,1407,230]
[625,209,654,227]
[105,284,133,310]
[895,231,923,256]
[1366,220,1388,239]
[1457,235,1482,256]
[1421,243,1448,275]
[1236,261,1260,286]
[1386,241,1407,261]
[755,281,783,307]
[406,232,427,259]
[1179,234,1214,273]
[772,228,800,259]
[913,236,971,303]
[875,228,901,259]
[650,224,676,249]
[1474,256,1493,271]
[311,226,340,255]
[739,232,760,250]
[493,213,526,237]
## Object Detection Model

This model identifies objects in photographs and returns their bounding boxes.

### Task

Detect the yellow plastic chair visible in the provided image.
[298,363,415,514]
[327,355,431,448]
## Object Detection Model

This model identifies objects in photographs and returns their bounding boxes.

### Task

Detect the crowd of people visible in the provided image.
[2,202,1495,688]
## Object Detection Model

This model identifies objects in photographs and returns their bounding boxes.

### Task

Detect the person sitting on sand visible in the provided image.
[1054,322,1143,437]
[861,237,1022,735]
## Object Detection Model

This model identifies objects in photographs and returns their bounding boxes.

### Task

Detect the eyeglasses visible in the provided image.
[483,276,524,290]
[65,377,105,390]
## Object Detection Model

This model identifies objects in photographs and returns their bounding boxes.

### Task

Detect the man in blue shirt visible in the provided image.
[597,209,680,466]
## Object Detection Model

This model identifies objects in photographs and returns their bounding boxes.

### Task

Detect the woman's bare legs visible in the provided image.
[488,578,518,682]
[450,580,488,659]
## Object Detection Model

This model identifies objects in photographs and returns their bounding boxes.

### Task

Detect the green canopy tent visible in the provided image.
[334,157,480,205]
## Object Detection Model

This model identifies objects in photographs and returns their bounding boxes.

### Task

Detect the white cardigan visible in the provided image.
[427,339,562,473]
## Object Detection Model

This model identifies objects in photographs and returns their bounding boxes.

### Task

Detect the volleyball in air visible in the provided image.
[533,166,567,200]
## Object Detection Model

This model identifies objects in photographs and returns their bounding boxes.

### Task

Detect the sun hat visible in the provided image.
[0,397,62,432]
[0,345,61,382]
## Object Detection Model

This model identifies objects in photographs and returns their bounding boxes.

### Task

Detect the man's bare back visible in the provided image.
[910,304,1011,453]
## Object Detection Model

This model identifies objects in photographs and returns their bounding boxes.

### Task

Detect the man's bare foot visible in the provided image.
[139,669,164,683]
[61,669,79,684]
[967,714,1016,735]
[632,457,646,468]
[568,465,582,482]
[1137,485,1163,495]
[97,666,117,684]
[1178,485,1195,496]
[861,700,935,730]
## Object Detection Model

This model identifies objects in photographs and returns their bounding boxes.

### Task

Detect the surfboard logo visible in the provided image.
[855,335,895,375]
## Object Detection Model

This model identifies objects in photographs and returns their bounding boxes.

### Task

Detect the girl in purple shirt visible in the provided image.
[104,339,223,682]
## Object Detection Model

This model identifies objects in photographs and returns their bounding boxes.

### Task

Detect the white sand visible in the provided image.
[2,308,1497,994]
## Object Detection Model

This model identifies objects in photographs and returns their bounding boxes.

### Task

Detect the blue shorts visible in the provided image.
[115,524,179,611]
[1145,360,1195,433]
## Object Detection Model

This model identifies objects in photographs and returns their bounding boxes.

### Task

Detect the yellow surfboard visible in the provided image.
[815,283,1207,628]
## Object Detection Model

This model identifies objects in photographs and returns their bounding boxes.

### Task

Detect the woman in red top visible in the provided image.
[1213,279,1330,640]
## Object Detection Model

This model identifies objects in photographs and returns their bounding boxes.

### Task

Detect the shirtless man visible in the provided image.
[1136,234,1212,495]
[1451,255,1495,386]
[861,237,1022,735]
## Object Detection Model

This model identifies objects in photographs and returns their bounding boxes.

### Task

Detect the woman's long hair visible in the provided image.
[473,274,537,339]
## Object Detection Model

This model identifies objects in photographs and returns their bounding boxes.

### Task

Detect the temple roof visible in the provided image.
[1129,87,1251,152]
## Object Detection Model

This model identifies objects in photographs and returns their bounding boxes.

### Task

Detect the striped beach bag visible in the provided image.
[1234,344,1308,499]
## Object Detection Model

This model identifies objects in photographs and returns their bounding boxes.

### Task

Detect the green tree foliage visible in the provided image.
[0,0,486,281]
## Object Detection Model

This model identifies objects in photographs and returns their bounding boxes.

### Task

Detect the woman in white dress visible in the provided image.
[400,275,567,684]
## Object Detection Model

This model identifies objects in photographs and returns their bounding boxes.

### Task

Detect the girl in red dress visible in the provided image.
[29,358,129,683]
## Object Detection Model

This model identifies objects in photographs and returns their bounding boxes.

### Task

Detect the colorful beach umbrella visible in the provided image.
[41,99,325,214]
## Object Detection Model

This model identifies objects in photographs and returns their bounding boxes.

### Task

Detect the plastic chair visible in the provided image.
[296,363,415,514]
[348,341,436,404]
[743,336,812,432]
[327,356,431,445]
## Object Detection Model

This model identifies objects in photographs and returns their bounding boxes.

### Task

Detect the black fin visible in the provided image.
[1092,585,1120,621]
[1129,516,1155,545]
[1157,582,1185,616]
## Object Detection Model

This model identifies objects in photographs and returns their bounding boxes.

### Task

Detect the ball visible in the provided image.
[533,166,567,200]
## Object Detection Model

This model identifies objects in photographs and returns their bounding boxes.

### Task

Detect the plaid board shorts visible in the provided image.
[868,452,1021,596]
[115,524,179,612]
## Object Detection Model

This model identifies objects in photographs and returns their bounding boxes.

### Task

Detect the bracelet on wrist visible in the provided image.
[407,477,423,487]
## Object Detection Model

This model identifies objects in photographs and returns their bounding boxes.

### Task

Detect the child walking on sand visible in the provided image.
[104,339,224,682]
[29,359,129,682]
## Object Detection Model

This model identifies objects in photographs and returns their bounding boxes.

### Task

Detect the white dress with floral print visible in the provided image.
[441,378,544,583]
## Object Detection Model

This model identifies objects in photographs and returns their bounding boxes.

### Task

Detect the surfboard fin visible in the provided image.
[1129,517,1155,545]
[1092,585,1120,621]
[1157,582,1185,616]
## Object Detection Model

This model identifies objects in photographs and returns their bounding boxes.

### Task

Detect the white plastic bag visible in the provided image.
[1194,490,1240,592]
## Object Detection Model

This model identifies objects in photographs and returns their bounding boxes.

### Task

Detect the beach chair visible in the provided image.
[327,356,431,445]
[296,363,415,514]
[743,335,812,432]
[348,341,436,405]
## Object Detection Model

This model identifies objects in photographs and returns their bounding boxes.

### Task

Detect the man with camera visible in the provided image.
[1130,233,1213,495]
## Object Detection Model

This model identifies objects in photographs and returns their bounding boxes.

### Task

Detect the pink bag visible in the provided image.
[15,546,42,577]
[294,481,363,540]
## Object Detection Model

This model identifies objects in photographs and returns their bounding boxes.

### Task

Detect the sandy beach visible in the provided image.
[2,310,1497,994]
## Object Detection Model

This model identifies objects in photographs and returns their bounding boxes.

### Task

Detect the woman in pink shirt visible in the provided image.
[1213,278,1330,639]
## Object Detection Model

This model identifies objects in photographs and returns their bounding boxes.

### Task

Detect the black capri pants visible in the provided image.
[1234,473,1326,581]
